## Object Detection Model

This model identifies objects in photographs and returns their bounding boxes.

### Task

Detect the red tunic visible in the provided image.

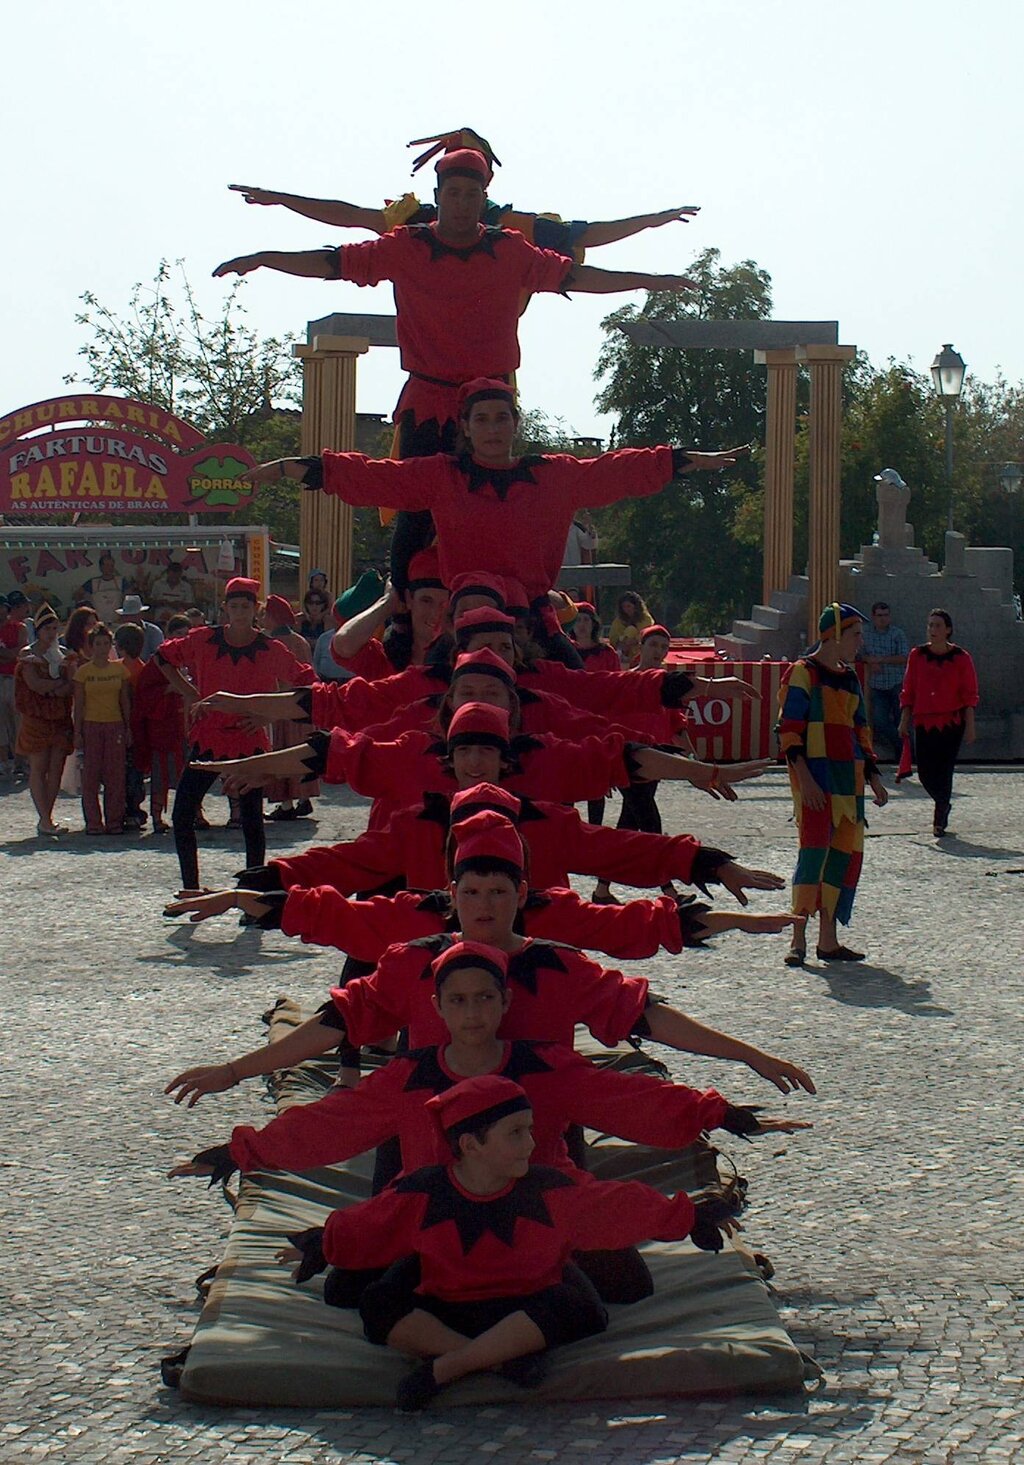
[229,1039,726,1178]
[320,447,675,604]
[329,935,649,1050]
[578,643,622,674]
[331,637,394,682]
[130,655,187,771]
[899,644,979,731]
[271,794,702,896]
[156,627,314,759]
[279,885,683,963]
[322,1163,696,1302]
[333,225,572,385]
[324,726,632,810]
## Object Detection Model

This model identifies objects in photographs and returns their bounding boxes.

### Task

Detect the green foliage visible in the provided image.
[593,248,774,632]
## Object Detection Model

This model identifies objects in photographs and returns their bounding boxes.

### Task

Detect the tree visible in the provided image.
[592,248,777,632]
[66,260,303,540]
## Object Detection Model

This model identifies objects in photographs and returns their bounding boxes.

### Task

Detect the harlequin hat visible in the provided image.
[408,127,501,176]
[450,782,522,824]
[817,602,866,641]
[426,1075,531,1146]
[451,647,517,691]
[449,572,507,610]
[641,623,671,642]
[446,701,511,752]
[265,594,295,626]
[431,939,510,994]
[457,377,518,418]
[225,577,259,601]
[407,546,446,592]
[434,148,492,187]
[32,602,58,631]
[450,809,525,880]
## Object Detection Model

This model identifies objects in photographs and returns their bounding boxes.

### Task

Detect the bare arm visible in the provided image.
[164,1013,344,1108]
[72,682,85,748]
[645,1002,816,1094]
[119,682,132,742]
[157,660,198,709]
[212,249,337,280]
[632,748,770,799]
[569,264,697,294]
[191,689,308,723]
[578,206,699,249]
[332,589,392,660]
[19,658,71,696]
[229,184,387,233]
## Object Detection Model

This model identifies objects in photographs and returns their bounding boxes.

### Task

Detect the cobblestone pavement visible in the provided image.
[1,765,1022,1463]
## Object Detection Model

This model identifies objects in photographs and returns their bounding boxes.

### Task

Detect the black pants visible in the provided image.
[171,767,264,889]
[587,798,606,826]
[915,721,964,817]
[618,780,662,835]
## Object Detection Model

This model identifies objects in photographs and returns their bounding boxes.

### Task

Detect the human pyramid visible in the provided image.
[163,127,818,1412]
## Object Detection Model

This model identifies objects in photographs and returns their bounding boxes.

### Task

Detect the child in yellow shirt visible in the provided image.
[73,625,131,834]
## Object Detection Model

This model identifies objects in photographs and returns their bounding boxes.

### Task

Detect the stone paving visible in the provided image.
[1,764,1022,1463]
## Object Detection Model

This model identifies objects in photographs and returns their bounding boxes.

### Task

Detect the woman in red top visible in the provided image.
[131,615,191,832]
[571,602,620,674]
[155,578,314,894]
[898,608,979,837]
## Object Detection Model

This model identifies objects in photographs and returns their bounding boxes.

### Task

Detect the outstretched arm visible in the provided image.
[229,184,387,234]
[164,1012,344,1108]
[212,249,337,280]
[578,205,699,249]
[331,587,392,661]
[644,1002,816,1095]
[569,264,697,294]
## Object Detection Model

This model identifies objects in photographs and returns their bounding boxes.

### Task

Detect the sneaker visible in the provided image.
[193,813,211,831]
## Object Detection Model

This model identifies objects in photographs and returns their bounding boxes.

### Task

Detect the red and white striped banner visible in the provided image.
[675,658,789,762]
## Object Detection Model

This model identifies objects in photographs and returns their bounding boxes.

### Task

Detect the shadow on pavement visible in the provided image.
[144,922,317,977]
[815,962,953,1018]
[926,835,1024,861]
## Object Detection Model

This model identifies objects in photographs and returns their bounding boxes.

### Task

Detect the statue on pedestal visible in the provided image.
[873,468,910,550]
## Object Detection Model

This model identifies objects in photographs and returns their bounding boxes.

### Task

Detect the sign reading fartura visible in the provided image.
[0,394,259,514]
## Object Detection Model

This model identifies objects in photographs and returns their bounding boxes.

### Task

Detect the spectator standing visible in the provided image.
[898,609,979,838]
[0,595,26,776]
[859,601,908,759]
[262,595,319,822]
[114,623,148,828]
[79,553,128,623]
[73,624,131,835]
[116,596,164,660]
[131,614,191,833]
[13,605,74,833]
[563,510,598,568]
[298,589,331,654]
[608,591,654,667]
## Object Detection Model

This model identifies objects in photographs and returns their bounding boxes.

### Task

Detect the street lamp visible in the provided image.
[930,343,966,532]
[999,462,1022,495]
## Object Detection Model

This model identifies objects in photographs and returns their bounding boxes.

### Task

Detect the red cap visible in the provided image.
[457,377,517,417]
[430,939,509,992]
[426,1074,531,1147]
[450,782,521,823]
[501,577,529,616]
[454,606,516,645]
[225,577,259,601]
[435,148,492,186]
[450,809,525,875]
[641,624,671,642]
[451,646,516,689]
[407,546,446,591]
[449,572,507,609]
[446,701,510,750]
[264,594,295,626]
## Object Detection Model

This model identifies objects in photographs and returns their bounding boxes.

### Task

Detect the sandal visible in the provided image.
[591,890,622,906]
[815,945,865,962]
[268,805,299,821]
[783,946,807,967]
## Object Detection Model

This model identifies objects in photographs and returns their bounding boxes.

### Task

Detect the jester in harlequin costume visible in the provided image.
[253,378,748,663]
[214,146,699,595]
[153,577,314,895]
[266,1072,750,1411]
[170,939,810,1321]
[165,808,816,1110]
[776,603,888,967]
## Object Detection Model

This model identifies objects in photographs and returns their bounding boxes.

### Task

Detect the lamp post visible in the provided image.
[930,344,966,532]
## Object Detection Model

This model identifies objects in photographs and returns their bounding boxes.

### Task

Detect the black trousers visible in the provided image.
[618,779,662,835]
[171,767,264,889]
[915,721,964,815]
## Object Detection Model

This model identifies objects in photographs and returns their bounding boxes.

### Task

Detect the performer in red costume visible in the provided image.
[216,147,699,594]
[268,1074,745,1410]
[331,547,450,681]
[170,939,806,1191]
[253,378,747,660]
[165,810,814,1107]
[186,702,771,829]
[154,578,314,894]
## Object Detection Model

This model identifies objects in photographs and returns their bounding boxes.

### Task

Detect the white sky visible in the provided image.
[4,0,1021,441]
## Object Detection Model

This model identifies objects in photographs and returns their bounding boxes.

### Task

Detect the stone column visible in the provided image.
[755,349,798,602]
[293,335,370,597]
[802,345,856,637]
